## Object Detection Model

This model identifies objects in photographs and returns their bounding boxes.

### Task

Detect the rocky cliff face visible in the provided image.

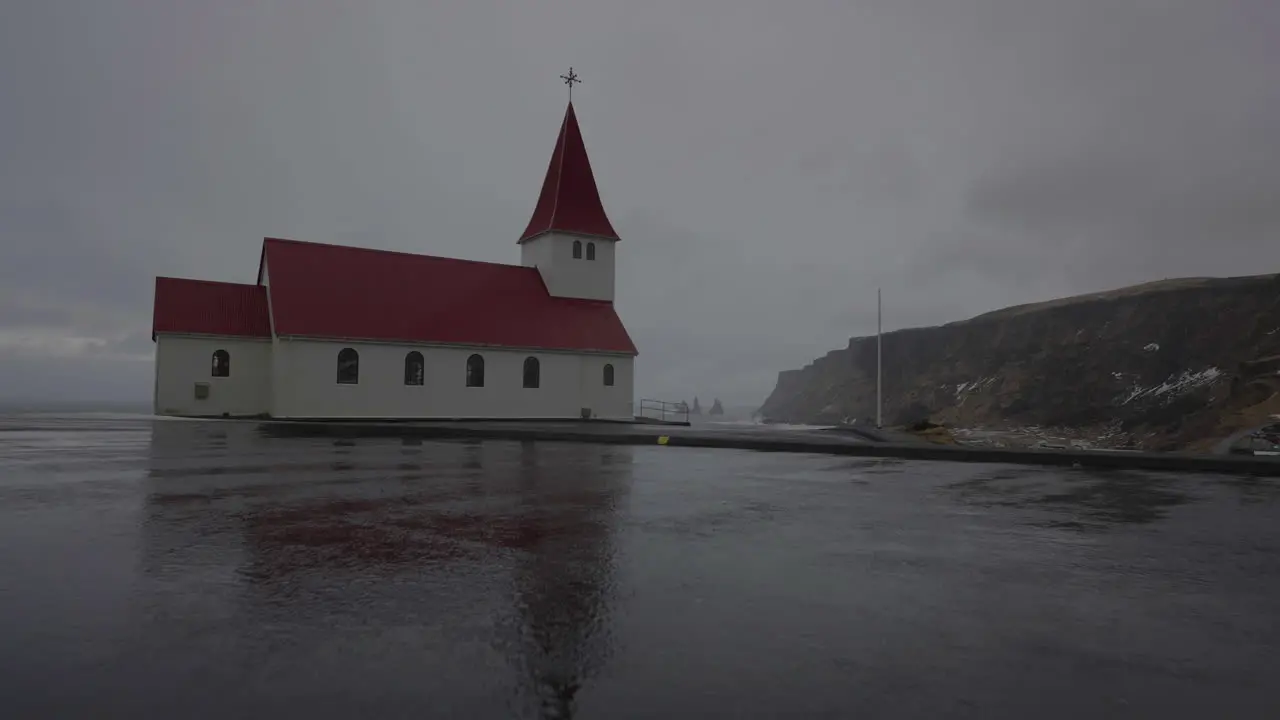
[759,275,1280,450]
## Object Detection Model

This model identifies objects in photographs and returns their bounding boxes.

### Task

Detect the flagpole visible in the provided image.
[876,288,883,429]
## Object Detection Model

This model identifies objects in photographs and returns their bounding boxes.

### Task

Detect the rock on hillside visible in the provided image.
[758,274,1280,451]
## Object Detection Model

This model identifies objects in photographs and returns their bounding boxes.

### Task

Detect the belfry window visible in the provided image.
[211,350,230,377]
[572,240,583,259]
[586,242,596,260]
[603,363,615,386]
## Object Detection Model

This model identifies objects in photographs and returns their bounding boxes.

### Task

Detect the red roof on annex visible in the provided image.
[258,237,637,354]
[519,102,620,243]
[152,277,271,339]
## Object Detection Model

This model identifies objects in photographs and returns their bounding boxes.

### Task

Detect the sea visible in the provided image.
[2,409,1279,718]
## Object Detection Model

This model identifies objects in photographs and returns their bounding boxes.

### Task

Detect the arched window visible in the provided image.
[337,348,359,384]
[466,354,485,387]
[523,356,540,388]
[211,349,230,377]
[603,363,615,386]
[404,351,424,386]
[572,240,583,259]
[586,242,596,260]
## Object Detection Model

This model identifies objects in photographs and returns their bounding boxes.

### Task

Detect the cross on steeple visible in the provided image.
[560,67,581,101]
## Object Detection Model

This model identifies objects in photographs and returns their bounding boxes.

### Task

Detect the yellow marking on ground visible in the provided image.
[657,436,669,445]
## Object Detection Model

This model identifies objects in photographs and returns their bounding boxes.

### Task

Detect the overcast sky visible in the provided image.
[3,0,1278,406]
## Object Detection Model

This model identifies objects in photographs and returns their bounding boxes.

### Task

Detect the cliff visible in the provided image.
[759,274,1280,451]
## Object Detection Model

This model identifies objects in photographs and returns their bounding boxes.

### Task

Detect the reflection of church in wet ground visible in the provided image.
[143,421,630,717]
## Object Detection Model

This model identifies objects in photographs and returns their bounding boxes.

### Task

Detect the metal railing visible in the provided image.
[637,398,690,424]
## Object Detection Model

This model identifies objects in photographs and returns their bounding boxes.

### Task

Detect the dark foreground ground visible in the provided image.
[2,413,1279,719]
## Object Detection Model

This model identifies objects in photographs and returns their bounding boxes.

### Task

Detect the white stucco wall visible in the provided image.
[154,335,272,417]
[521,232,617,302]
[270,338,634,420]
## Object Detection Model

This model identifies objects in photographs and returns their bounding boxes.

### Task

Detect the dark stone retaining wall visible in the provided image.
[259,420,1280,477]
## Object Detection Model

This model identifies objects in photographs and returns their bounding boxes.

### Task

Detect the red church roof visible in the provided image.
[152,103,635,354]
[152,277,271,339]
[259,237,637,354]
[519,102,620,243]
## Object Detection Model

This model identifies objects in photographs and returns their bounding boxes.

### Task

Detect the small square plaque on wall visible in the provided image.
[194,382,210,400]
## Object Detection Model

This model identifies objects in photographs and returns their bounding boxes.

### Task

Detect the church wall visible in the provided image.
[521,232,616,302]
[154,335,272,417]
[579,354,634,420]
[270,338,633,420]
[269,336,287,417]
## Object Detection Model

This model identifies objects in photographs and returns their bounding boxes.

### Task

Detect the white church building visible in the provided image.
[151,101,638,420]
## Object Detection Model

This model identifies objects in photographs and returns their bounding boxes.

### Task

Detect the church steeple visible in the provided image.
[519,102,620,243]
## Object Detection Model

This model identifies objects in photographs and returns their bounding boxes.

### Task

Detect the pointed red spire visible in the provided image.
[519,103,620,243]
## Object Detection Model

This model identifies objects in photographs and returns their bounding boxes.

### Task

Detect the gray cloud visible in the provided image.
[0,293,75,329]
[2,0,1279,407]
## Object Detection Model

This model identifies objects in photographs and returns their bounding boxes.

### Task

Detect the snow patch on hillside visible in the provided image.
[954,376,998,397]
[1119,367,1223,405]
[953,376,998,407]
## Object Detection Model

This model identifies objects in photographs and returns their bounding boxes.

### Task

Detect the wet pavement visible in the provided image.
[2,413,1280,718]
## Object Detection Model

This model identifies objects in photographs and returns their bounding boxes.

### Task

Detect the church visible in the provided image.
[151,99,637,420]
